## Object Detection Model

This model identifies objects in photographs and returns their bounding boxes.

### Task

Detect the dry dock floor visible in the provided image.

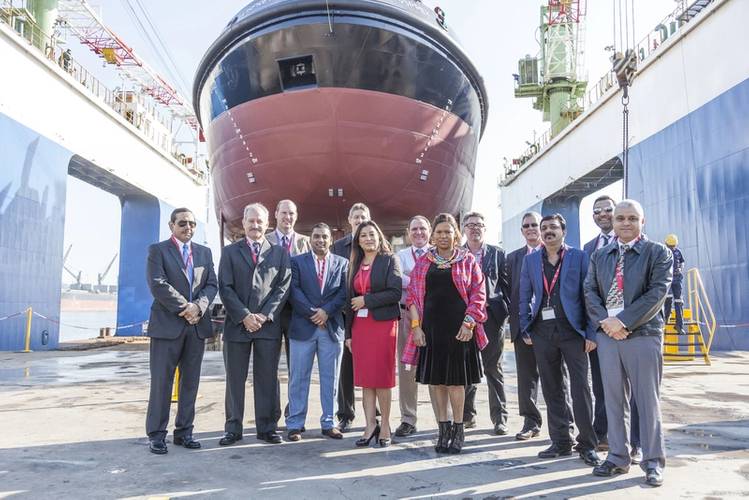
[0,342,747,499]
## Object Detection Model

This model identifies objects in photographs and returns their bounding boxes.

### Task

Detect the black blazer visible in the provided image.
[505,245,527,341]
[344,253,402,339]
[465,243,510,328]
[218,238,292,342]
[146,239,218,340]
[332,234,352,261]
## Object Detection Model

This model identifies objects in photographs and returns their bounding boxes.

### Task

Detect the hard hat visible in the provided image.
[665,234,678,246]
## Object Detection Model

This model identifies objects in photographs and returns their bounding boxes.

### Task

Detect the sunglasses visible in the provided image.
[464,223,485,229]
[522,222,539,229]
[593,207,614,215]
[177,220,197,228]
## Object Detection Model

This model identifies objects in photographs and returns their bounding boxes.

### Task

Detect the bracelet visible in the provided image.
[463,314,476,325]
[410,319,420,329]
[462,321,475,331]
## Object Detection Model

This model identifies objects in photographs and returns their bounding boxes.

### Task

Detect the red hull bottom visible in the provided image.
[206,88,479,237]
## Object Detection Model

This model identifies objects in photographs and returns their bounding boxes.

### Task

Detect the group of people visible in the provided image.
[144,195,675,488]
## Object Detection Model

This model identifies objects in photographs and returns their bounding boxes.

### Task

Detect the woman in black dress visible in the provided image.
[404,213,488,454]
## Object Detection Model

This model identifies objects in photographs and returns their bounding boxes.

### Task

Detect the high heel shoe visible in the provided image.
[435,421,452,453]
[379,430,392,448]
[355,425,380,447]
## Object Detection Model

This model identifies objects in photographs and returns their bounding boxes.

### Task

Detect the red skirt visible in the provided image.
[352,314,397,388]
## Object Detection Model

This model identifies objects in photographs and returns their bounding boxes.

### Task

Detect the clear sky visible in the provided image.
[62,0,678,285]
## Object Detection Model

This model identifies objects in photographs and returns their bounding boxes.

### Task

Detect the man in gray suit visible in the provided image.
[145,207,218,455]
[266,199,311,423]
[219,203,292,445]
[584,200,672,487]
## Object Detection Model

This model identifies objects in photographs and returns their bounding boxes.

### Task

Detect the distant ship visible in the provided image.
[193,0,488,237]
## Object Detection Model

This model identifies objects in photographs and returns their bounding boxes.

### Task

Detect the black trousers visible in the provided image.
[532,321,597,451]
[664,279,684,332]
[513,335,543,429]
[146,330,205,440]
[336,343,356,421]
[273,304,293,423]
[224,338,281,435]
[464,314,508,425]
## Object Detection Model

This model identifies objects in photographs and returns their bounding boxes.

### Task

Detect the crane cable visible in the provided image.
[612,0,637,197]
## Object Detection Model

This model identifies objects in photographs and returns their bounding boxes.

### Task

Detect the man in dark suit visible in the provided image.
[519,213,601,466]
[506,211,549,440]
[331,202,370,431]
[462,212,510,434]
[285,223,348,441]
[585,200,672,487]
[266,199,312,424]
[583,194,617,452]
[218,203,291,445]
[145,207,218,455]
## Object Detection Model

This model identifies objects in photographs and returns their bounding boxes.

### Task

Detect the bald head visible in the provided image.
[613,199,645,244]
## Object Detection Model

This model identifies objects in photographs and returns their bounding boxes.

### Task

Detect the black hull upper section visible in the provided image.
[193,0,487,134]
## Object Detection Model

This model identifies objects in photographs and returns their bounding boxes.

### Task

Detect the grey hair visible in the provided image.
[520,211,542,224]
[243,203,269,220]
[616,199,644,218]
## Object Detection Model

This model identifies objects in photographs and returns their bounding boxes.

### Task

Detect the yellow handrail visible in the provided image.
[686,267,717,352]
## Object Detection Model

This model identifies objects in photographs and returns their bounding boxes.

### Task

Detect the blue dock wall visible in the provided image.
[628,77,749,351]
[0,113,70,351]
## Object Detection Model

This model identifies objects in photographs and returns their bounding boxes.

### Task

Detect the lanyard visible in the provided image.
[316,257,326,289]
[542,249,564,307]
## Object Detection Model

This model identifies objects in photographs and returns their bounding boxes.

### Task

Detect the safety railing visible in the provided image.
[0,1,206,183]
[505,0,715,179]
[686,267,717,353]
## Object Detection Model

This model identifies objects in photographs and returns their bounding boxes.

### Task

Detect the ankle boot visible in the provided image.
[448,422,465,454]
[435,421,452,453]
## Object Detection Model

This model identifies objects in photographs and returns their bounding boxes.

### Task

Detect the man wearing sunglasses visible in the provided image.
[145,208,218,455]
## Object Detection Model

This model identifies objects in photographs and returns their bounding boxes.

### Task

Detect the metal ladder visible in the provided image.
[662,268,717,365]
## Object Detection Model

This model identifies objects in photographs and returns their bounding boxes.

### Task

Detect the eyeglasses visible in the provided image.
[593,207,614,215]
[177,220,197,228]
[522,222,539,229]
[464,223,485,230]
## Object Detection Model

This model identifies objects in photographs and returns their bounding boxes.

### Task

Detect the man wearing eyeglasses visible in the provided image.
[145,208,218,455]
[583,195,641,461]
[462,212,510,435]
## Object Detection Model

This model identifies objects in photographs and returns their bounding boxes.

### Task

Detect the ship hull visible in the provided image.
[194,0,487,236]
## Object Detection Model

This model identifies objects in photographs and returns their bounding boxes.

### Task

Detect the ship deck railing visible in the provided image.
[0,0,206,184]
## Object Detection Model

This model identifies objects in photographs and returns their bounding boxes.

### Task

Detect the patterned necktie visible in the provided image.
[605,244,629,309]
[182,243,193,301]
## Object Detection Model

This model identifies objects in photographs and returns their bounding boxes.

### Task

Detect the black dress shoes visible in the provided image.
[646,467,664,487]
[257,431,283,444]
[173,436,201,449]
[494,423,509,436]
[538,443,572,458]
[287,429,302,442]
[322,428,343,439]
[337,418,353,433]
[149,439,167,455]
[219,432,243,446]
[395,422,416,437]
[593,460,630,477]
[515,425,541,441]
[579,448,602,466]
[463,418,477,429]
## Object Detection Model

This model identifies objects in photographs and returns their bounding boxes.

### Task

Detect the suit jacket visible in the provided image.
[266,230,312,256]
[583,233,615,259]
[344,253,402,339]
[332,234,352,261]
[146,239,218,340]
[505,246,528,341]
[464,243,510,328]
[289,252,349,342]
[584,236,673,338]
[219,238,292,342]
[519,244,593,340]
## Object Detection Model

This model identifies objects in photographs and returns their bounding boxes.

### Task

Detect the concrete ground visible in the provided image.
[0,342,747,499]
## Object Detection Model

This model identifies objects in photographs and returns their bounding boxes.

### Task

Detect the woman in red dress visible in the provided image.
[344,220,402,447]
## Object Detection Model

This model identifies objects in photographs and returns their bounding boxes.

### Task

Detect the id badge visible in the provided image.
[608,307,623,317]
[541,307,556,321]
[357,308,369,318]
